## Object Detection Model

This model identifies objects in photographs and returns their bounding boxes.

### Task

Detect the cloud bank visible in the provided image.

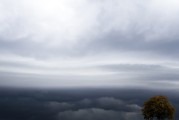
[1,88,179,120]
[0,0,179,88]
[0,88,145,120]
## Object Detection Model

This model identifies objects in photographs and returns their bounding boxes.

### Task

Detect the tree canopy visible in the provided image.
[141,95,175,120]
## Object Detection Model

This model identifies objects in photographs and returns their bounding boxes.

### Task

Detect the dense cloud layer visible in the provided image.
[0,88,178,120]
[0,0,179,88]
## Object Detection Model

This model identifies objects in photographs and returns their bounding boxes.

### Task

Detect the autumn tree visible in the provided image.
[141,95,175,120]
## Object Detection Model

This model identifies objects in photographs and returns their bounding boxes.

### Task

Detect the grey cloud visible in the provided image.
[1,88,179,120]
[98,64,164,72]
[139,72,179,81]
[126,104,141,111]
[97,63,179,83]
[96,97,125,110]
[47,101,74,111]
[0,0,179,59]
[77,97,141,112]
[0,0,179,88]
[0,39,68,59]
[57,108,142,120]
[82,31,179,59]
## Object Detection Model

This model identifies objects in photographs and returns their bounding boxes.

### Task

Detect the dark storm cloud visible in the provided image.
[47,101,74,111]
[57,97,142,120]
[76,97,141,112]
[57,108,141,120]
[0,88,143,120]
[0,88,179,120]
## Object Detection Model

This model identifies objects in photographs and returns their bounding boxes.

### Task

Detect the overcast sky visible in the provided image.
[0,0,179,88]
